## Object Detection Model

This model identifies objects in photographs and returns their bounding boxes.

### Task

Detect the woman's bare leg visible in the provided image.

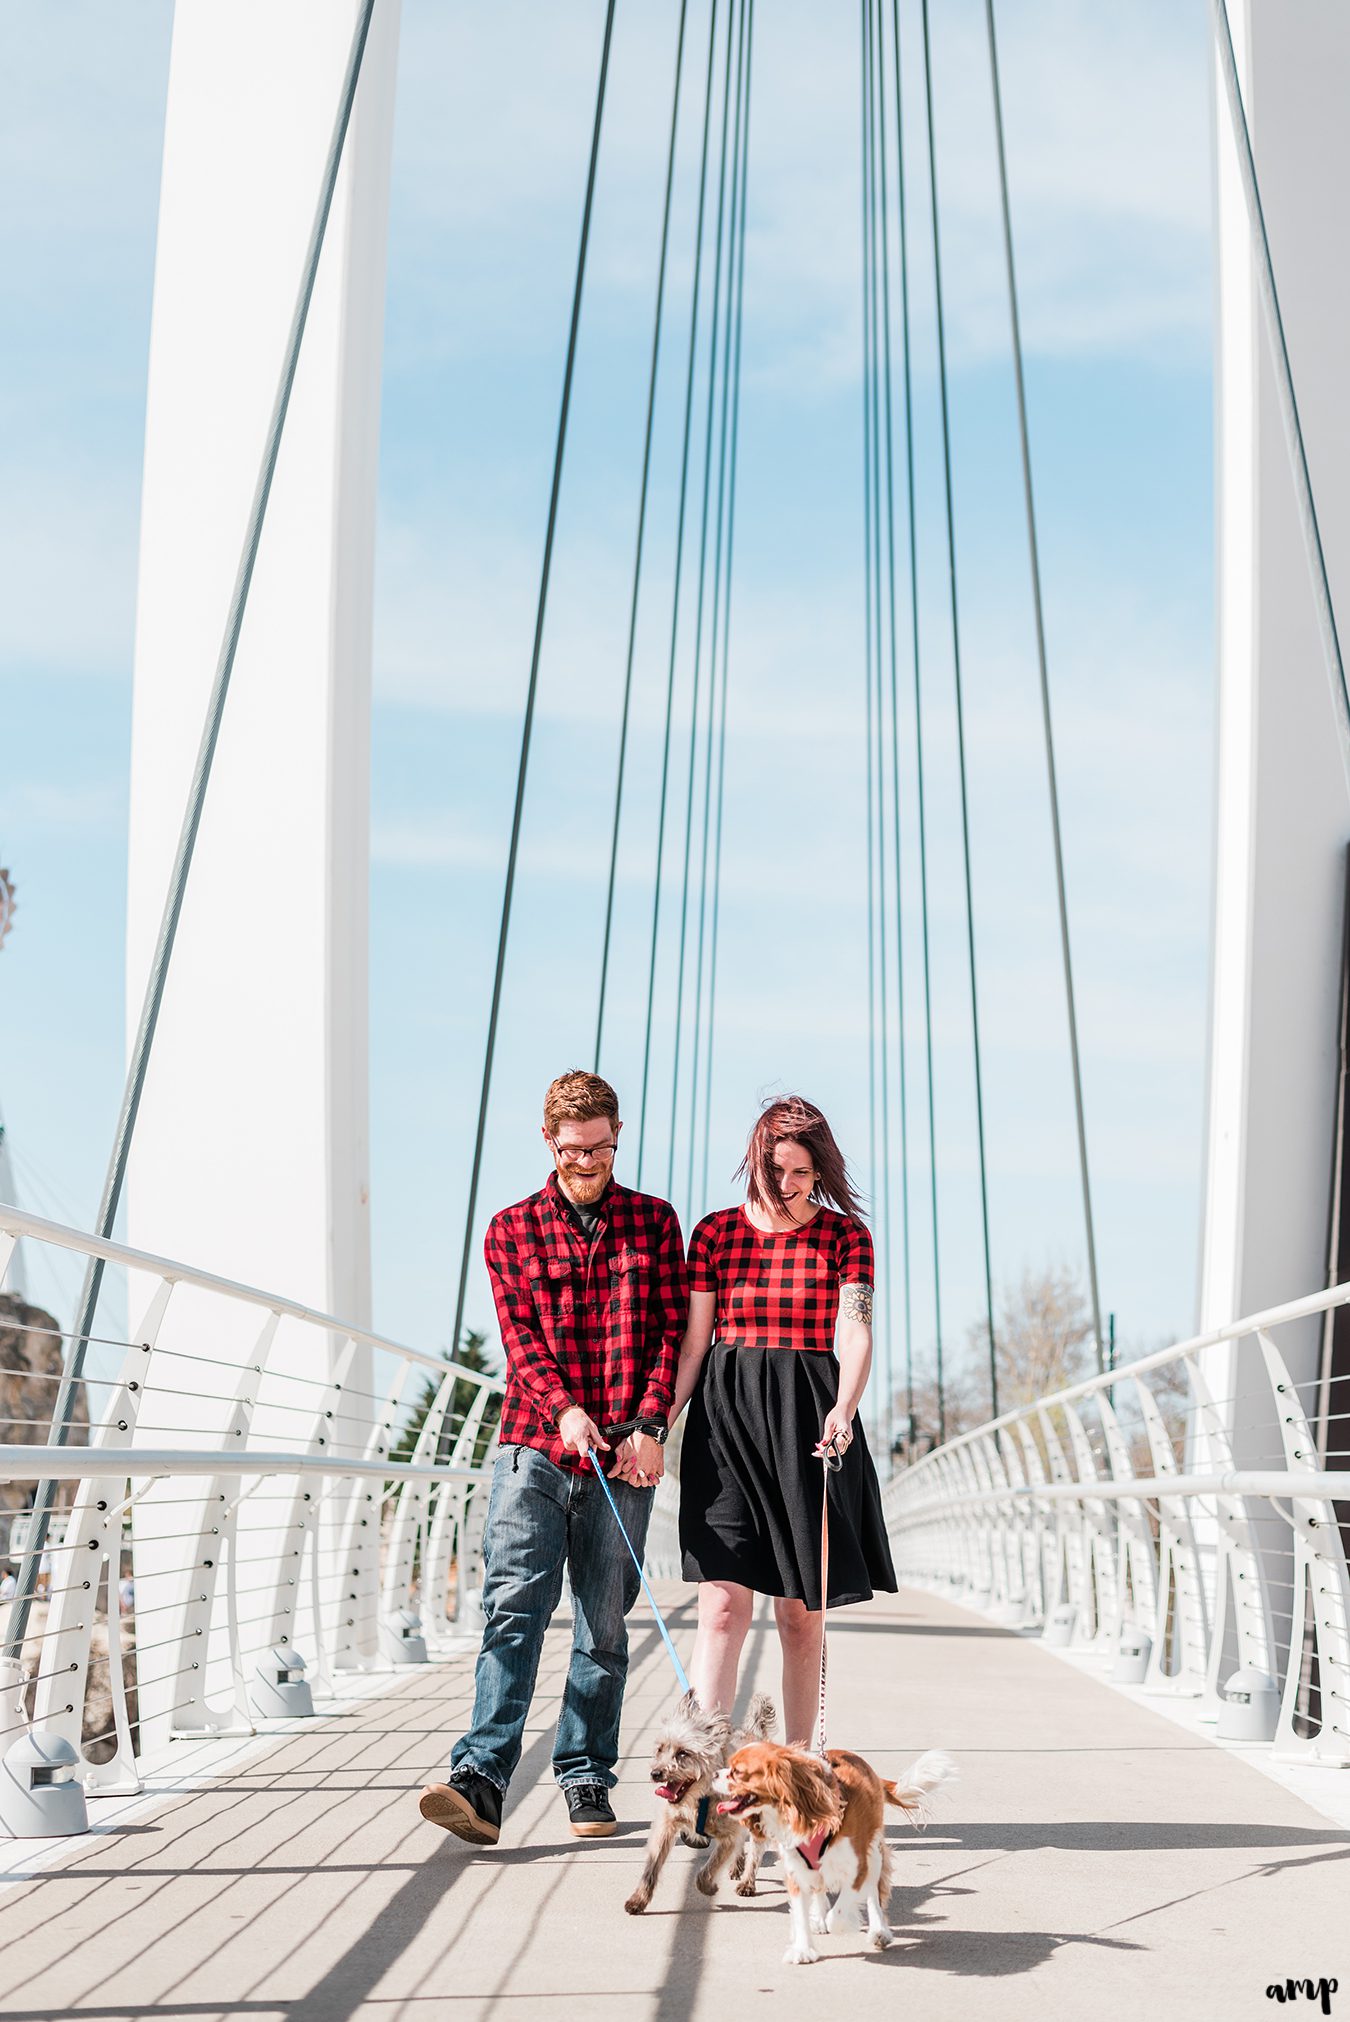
[775,1595,825,1745]
[690,1581,755,1712]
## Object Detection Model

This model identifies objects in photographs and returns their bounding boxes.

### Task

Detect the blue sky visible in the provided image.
[0,2,1214,1413]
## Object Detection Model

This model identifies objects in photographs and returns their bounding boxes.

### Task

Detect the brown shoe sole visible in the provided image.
[570,1817,617,1839]
[419,1783,499,1845]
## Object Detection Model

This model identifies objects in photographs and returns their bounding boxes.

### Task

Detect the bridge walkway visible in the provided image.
[0,1585,1346,2021]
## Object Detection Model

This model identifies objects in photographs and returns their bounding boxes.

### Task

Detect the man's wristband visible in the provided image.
[605,1414,668,1445]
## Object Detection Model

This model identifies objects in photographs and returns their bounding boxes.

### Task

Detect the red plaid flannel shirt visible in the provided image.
[485,1173,688,1470]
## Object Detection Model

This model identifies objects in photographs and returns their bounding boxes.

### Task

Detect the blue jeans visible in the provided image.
[451,1444,652,1793]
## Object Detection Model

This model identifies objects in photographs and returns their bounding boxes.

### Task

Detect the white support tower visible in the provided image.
[125,3,402,1726]
[1202,2,1350,1372]
[125,1,401,1325]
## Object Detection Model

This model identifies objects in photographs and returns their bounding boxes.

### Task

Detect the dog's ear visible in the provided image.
[678,1689,700,1718]
[765,1749,840,1840]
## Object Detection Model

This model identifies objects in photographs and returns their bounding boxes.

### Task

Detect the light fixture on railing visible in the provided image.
[250,1644,314,1721]
[1042,1601,1077,1648]
[1217,1665,1279,1743]
[0,1731,88,1839]
[1112,1631,1152,1684]
[379,1608,428,1665]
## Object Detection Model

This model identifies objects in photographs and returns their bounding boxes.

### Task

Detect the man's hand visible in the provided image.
[557,1406,610,1461]
[610,1430,665,1487]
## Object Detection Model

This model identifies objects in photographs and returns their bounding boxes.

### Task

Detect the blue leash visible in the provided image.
[586,1449,692,1695]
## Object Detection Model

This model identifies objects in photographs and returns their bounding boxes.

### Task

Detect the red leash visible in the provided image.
[811,1435,843,1759]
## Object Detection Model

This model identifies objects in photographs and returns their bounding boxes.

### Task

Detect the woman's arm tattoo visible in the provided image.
[840,1282,873,1325]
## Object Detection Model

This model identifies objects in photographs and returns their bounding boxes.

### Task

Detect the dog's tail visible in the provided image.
[742,1691,777,1741]
[882,1749,956,1827]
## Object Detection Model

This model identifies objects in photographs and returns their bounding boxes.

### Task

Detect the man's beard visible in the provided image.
[560,1167,610,1206]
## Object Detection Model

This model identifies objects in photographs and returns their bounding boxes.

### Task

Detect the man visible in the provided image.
[420,1070,686,1846]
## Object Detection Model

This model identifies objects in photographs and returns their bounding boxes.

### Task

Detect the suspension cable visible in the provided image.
[1209,0,1350,750]
[871,0,910,1471]
[698,0,756,1218]
[637,0,723,1187]
[686,0,749,1223]
[859,0,879,1261]
[984,0,1104,1373]
[593,0,692,1070]
[920,0,998,1422]
[448,0,618,1377]
[892,0,943,1446]
[3,0,380,1663]
[666,0,738,1202]
[863,0,896,1462]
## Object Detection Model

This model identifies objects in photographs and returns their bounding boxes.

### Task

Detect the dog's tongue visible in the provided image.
[715,1797,744,1815]
[655,1782,682,1803]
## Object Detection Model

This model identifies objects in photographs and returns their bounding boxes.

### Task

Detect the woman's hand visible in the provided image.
[611,1430,665,1486]
[814,1404,855,1460]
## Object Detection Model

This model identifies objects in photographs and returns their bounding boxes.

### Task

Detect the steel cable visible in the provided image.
[636,0,723,1188]
[447,0,619,1393]
[984,0,1104,1373]
[685,0,747,1221]
[695,0,755,1220]
[891,0,944,1446]
[874,0,913,1466]
[920,0,999,1423]
[865,0,901,1468]
[666,0,739,1202]
[593,0,692,1069]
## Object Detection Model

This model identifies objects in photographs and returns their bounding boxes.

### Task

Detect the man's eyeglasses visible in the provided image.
[550,1137,618,1166]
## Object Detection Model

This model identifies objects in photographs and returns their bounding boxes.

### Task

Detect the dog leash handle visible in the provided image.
[587,1450,693,1696]
[812,1444,835,1760]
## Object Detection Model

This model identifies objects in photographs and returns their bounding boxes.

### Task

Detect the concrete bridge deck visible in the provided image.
[0,1585,1347,2022]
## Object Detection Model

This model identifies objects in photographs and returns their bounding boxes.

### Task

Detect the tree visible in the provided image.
[393,1329,502,1470]
[979,1262,1096,1416]
[896,1263,1097,1457]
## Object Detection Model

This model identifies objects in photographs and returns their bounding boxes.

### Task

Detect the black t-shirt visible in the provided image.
[559,1182,609,1244]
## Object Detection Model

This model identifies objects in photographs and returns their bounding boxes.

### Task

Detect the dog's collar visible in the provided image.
[795,1825,835,1870]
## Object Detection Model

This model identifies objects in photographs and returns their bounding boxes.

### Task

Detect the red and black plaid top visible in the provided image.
[688,1205,873,1353]
[484,1173,688,1470]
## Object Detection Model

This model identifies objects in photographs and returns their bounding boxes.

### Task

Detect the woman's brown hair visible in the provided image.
[736,1095,867,1222]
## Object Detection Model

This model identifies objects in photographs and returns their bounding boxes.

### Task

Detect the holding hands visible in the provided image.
[555,1406,664,1487]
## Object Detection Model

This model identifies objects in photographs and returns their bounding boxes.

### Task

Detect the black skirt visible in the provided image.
[679,1342,898,1611]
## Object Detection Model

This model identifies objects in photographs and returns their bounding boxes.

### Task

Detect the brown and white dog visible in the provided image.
[624,1691,776,1916]
[716,1740,955,1964]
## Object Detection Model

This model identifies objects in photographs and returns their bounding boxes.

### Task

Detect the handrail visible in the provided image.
[883,1283,1350,1774]
[0,1447,484,1485]
[896,1271,1350,1486]
[0,1201,494,1387]
[0,1206,506,1819]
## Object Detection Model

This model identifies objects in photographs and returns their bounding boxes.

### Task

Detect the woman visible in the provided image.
[671,1096,897,1744]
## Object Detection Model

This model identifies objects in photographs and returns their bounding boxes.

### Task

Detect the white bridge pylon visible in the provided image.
[127,0,401,1325]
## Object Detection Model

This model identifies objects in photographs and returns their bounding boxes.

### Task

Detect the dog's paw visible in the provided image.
[623,1892,649,1916]
[694,1868,720,1898]
[735,1875,757,1897]
[827,1901,863,1935]
[870,1926,894,1952]
[784,1944,821,1966]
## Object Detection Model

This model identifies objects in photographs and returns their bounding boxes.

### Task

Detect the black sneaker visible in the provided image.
[564,1781,617,1838]
[419,1769,502,1845]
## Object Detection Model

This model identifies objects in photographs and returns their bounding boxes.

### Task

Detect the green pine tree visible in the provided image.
[392,1329,502,1470]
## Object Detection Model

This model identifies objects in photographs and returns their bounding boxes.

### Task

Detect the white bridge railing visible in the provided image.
[882,1281,1350,1767]
[0,1204,504,1825]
